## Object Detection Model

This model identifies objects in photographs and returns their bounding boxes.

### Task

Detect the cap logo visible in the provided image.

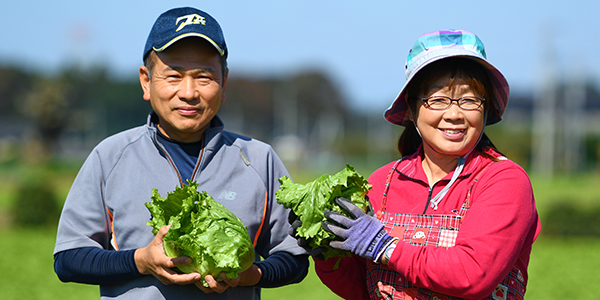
[175,14,206,32]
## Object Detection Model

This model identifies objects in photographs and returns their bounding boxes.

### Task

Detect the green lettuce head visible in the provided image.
[276,164,371,260]
[145,181,255,286]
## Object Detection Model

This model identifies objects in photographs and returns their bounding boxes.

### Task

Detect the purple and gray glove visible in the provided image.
[322,197,395,262]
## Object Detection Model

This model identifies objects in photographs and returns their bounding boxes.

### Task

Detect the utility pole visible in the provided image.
[272,84,303,171]
[562,63,586,173]
[532,25,558,176]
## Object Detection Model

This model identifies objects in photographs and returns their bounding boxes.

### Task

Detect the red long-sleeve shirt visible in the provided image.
[315,148,541,299]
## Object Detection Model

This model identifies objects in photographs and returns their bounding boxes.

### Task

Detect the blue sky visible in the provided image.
[2,0,598,111]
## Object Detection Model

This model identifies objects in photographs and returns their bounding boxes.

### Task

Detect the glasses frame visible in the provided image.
[420,96,486,111]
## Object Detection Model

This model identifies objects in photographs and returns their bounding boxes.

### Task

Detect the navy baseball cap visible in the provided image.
[143,7,228,61]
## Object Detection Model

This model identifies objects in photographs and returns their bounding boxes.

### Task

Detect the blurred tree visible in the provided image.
[0,65,35,118]
[19,78,70,163]
[1,63,598,173]
[59,65,150,136]
[220,69,362,170]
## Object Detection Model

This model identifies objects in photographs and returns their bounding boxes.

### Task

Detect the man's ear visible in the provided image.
[139,66,151,101]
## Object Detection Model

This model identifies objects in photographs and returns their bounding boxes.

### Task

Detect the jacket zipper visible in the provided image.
[153,137,184,187]
[396,168,438,215]
[397,159,469,215]
[152,132,206,187]
[423,185,435,214]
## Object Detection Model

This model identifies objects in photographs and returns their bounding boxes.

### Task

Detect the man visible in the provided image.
[53,7,308,299]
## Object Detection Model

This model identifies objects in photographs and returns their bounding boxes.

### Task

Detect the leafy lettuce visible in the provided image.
[145,181,254,286]
[276,164,371,260]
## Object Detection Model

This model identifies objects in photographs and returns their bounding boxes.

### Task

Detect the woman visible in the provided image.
[310,30,541,299]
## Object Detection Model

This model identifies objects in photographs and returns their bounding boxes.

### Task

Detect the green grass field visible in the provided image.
[0,228,343,300]
[1,229,599,300]
[1,164,599,299]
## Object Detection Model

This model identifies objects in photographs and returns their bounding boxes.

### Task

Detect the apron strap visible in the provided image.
[377,159,402,219]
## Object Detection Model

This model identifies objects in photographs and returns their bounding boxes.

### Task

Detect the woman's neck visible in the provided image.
[421,147,460,186]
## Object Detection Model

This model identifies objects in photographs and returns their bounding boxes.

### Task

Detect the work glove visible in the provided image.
[288,210,326,260]
[322,197,395,262]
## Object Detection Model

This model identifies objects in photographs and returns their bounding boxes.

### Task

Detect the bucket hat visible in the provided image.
[384,30,509,126]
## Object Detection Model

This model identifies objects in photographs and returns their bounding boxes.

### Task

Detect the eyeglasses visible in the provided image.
[420,96,485,110]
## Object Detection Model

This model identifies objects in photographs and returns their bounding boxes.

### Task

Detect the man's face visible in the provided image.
[140,38,228,143]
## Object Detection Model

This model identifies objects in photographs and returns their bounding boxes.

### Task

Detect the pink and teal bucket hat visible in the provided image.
[384,30,509,126]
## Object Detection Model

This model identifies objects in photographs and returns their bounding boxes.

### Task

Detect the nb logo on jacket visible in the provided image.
[218,190,237,201]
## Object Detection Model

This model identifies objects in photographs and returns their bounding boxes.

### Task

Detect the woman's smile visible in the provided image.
[439,128,466,139]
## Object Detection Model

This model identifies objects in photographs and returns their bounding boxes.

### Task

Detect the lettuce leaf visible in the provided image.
[145,181,255,286]
[276,164,371,260]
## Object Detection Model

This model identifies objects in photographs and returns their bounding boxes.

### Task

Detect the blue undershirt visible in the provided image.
[54,126,308,287]
[156,130,201,181]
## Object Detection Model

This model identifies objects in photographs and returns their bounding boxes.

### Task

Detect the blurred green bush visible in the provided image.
[542,201,600,237]
[11,179,60,228]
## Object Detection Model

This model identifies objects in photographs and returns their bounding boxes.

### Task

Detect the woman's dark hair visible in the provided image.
[397,57,503,160]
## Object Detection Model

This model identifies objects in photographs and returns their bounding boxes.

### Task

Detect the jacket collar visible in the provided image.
[145,111,225,143]
[395,145,496,183]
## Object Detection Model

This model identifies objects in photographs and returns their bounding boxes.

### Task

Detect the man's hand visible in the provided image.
[287,210,326,260]
[195,264,262,293]
[134,225,200,285]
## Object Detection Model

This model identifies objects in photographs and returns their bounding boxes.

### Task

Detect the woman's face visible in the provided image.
[414,73,485,158]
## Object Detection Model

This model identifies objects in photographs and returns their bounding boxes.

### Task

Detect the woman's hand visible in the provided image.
[322,197,395,262]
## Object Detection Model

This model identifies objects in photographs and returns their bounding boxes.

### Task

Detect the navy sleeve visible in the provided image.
[55,247,309,288]
[54,247,142,285]
[254,252,309,288]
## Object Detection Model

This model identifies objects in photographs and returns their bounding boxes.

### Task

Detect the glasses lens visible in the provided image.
[426,97,451,109]
[458,97,483,110]
[423,96,484,110]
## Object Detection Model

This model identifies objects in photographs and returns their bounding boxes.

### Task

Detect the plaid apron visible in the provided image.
[366,159,526,300]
